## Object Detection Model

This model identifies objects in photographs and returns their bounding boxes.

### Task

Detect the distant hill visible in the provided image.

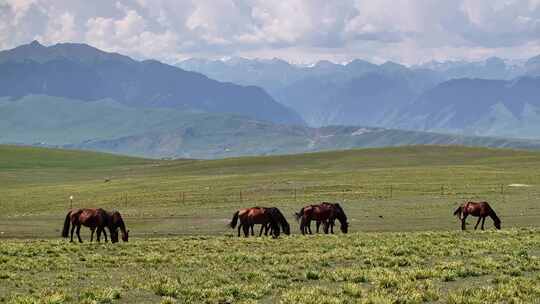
[70,123,540,159]
[0,41,304,125]
[0,95,250,145]
[413,57,524,80]
[5,94,540,159]
[525,55,540,76]
[393,76,540,139]
[0,144,151,170]
[178,55,540,138]
[179,57,441,127]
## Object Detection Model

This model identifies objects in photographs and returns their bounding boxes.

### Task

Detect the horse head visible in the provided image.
[333,203,349,234]
[122,229,130,241]
[110,211,129,242]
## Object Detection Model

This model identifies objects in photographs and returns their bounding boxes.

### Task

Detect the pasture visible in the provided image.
[1,144,540,302]
[2,230,540,303]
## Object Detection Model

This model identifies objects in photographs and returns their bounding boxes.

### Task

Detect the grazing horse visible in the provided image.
[229,207,283,238]
[453,201,501,231]
[108,210,129,243]
[61,208,129,243]
[295,202,348,235]
[326,203,349,234]
[261,207,290,236]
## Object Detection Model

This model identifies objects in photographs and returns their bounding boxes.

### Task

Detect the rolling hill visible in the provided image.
[5,95,540,159]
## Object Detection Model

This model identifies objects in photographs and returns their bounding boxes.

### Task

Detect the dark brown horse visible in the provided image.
[260,207,290,236]
[61,208,129,243]
[453,201,501,231]
[229,207,286,238]
[295,202,348,235]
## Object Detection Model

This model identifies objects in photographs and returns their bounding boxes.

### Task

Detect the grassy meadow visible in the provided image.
[1,144,540,303]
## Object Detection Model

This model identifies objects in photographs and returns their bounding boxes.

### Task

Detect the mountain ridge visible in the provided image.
[0,41,304,126]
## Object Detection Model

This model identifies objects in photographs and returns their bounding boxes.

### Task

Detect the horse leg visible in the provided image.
[237,223,242,237]
[243,224,249,237]
[481,217,486,230]
[76,225,83,243]
[300,218,305,235]
[316,221,320,233]
[474,217,481,230]
[308,221,313,234]
[264,223,270,236]
[461,214,468,231]
[259,224,265,237]
[250,224,255,236]
[103,229,108,242]
[70,224,76,242]
[97,227,102,242]
[90,228,95,242]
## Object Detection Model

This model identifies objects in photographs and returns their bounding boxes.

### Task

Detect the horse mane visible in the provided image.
[294,207,304,222]
[270,208,290,234]
[453,205,463,217]
[108,210,125,231]
[333,203,347,222]
[489,207,501,224]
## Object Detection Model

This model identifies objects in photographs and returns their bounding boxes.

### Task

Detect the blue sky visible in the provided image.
[1,0,540,64]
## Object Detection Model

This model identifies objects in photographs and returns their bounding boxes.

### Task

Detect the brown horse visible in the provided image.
[453,201,501,231]
[229,207,286,238]
[295,202,348,235]
[61,208,129,243]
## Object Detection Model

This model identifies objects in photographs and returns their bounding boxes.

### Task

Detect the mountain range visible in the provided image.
[3,41,540,159]
[178,55,540,139]
[0,41,303,126]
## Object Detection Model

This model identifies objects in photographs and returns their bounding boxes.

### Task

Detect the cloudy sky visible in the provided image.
[1,0,540,65]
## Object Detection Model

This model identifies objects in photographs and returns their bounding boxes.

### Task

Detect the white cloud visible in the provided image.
[37,11,77,43]
[0,0,539,64]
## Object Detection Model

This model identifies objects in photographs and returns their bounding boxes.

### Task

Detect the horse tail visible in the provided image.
[61,211,71,238]
[229,211,239,228]
[453,206,463,218]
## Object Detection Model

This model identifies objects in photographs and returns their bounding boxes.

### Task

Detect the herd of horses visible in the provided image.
[61,208,129,243]
[229,202,348,238]
[61,201,501,243]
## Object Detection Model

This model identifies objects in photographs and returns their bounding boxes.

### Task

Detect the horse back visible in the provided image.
[464,201,491,216]
[76,208,108,228]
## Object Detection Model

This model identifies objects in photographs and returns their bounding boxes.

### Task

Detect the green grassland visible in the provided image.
[2,230,540,303]
[1,144,540,303]
[1,144,540,237]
